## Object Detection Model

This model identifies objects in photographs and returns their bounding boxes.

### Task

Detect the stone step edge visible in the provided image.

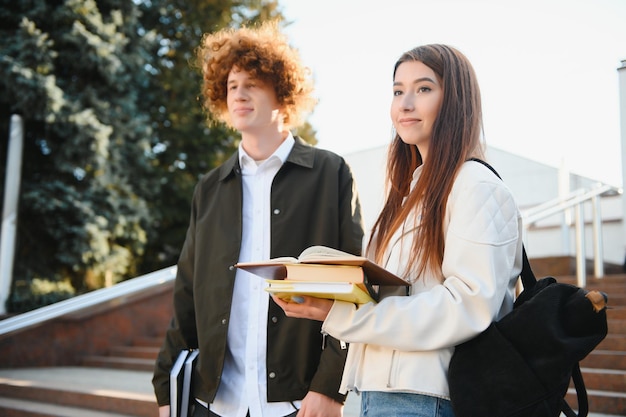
[0,396,138,417]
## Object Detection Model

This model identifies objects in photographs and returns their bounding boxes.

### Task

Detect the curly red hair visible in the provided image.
[195,20,316,128]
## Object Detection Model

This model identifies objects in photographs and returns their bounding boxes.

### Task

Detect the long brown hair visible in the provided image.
[370,44,485,279]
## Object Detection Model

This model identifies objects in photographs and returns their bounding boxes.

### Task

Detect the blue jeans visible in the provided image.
[360,391,455,417]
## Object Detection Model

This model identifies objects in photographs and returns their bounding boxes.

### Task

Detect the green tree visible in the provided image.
[0,0,315,312]
[134,0,290,273]
[0,0,160,303]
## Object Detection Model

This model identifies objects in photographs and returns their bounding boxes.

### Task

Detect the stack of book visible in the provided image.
[170,349,199,417]
[236,245,409,304]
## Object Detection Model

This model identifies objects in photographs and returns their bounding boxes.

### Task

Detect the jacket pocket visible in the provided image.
[387,349,400,388]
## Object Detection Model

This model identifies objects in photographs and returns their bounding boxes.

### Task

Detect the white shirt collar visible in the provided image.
[238,132,295,170]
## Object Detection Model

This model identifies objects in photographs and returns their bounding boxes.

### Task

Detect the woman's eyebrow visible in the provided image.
[393,76,437,86]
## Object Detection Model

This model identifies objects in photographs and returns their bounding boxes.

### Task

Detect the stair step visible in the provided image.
[608,320,626,334]
[133,336,164,348]
[607,307,626,320]
[81,356,156,371]
[557,276,626,287]
[605,295,626,307]
[565,388,626,416]
[582,350,626,370]
[0,368,156,417]
[0,396,137,417]
[581,368,626,392]
[586,282,626,292]
[598,335,626,351]
[109,346,160,360]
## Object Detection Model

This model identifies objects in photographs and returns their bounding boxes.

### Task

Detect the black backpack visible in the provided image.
[448,159,608,417]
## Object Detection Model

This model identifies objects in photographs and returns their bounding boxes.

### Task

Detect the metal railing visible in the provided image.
[0,266,177,338]
[521,183,622,287]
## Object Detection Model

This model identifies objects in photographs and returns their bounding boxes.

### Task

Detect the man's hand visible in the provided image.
[297,391,343,417]
[272,296,333,321]
[158,405,170,417]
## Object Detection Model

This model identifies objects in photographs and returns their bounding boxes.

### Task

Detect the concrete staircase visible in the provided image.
[0,367,157,417]
[0,272,625,416]
[0,332,165,416]
[81,335,162,372]
[0,279,173,417]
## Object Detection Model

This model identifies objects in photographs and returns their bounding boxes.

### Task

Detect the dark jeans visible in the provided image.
[191,400,298,417]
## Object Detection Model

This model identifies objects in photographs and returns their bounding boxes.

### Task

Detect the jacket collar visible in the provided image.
[217,136,314,181]
[285,136,315,168]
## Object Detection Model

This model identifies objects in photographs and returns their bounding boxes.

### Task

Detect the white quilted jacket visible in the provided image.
[323,160,524,399]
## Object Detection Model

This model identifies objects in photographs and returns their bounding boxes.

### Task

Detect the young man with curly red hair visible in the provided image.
[152,21,364,417]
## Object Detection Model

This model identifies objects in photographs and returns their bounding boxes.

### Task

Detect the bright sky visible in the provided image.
[280,0,626,186]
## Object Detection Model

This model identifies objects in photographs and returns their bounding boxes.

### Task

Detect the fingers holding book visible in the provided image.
[272,295,333,321]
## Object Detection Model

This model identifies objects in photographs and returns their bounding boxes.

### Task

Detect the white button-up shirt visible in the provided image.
[210,134,299,417]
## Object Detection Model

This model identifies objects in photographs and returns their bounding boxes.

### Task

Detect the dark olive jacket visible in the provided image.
[152,138,364,406]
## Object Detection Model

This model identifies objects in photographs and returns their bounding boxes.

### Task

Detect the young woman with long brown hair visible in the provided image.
[275,44,524,417]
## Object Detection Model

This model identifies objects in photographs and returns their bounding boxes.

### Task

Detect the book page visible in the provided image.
[298,246,368,264]
[298,245,357,260]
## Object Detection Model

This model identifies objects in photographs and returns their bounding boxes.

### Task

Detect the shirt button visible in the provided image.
[273,208,280,215]
[271,316,278,323]
[268,372,276,379]
[221,318,227,325]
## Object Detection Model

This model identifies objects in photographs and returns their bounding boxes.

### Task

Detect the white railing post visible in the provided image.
[591,194,605,278]
[574,203,586,288]
[0,115,24,315]
[559,160,571,256]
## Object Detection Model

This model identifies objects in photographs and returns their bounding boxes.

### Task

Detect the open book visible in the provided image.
[236,245,409,285]
[236,245,409,303]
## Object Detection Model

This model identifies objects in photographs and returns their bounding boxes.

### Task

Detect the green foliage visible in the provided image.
[6,277,76,314]
[294,121,319,146]
[134,0,286,273]
[0,0,159,298]
[0,0,315,311]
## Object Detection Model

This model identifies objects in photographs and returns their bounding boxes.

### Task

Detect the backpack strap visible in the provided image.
[561,364,588,417]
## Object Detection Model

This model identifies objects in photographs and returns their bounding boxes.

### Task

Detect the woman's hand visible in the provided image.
[272,295,334,321]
